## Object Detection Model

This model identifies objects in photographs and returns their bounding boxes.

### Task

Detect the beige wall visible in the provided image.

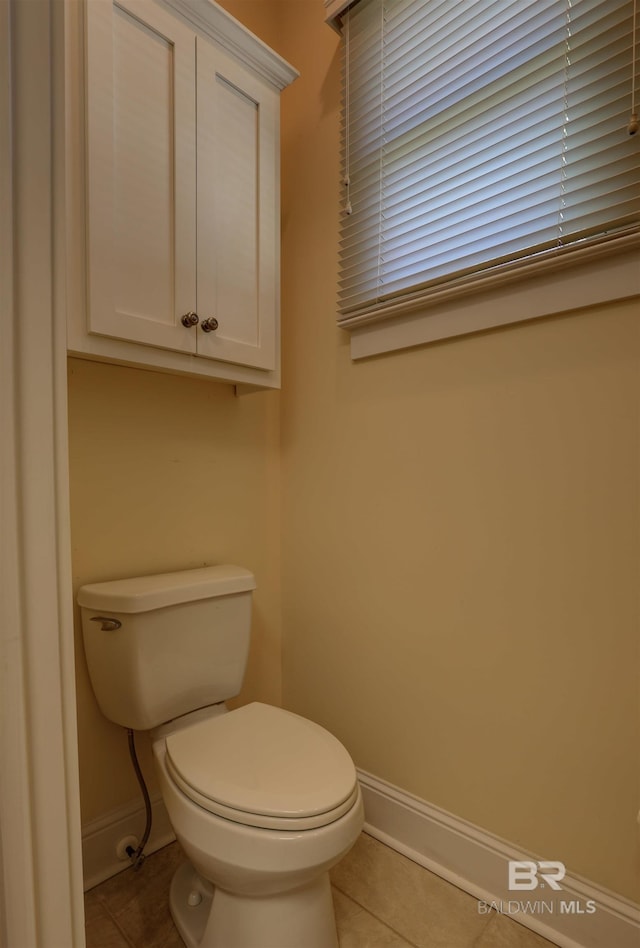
[69,0,640,905]
[276,2,640,902]
[68,359,282,821]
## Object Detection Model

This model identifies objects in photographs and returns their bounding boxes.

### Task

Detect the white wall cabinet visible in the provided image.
[66,0,297,388]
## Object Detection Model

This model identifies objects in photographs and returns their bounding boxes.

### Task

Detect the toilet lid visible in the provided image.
[165,703,358,830]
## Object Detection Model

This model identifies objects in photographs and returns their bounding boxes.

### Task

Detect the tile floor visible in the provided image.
[85,833,558,948]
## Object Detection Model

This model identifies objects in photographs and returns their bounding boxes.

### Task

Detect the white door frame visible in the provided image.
[1,1,85,945]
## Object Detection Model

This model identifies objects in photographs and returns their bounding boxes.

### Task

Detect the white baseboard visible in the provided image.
[81,794,175,891]
[81,769,640,948]
[357,769,640,948]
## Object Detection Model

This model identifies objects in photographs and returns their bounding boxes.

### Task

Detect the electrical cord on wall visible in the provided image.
[126,728,152,870]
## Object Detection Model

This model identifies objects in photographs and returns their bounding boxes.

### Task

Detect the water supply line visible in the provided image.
[126,728,152,870]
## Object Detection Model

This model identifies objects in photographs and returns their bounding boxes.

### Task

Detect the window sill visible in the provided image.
[342,235,640,360]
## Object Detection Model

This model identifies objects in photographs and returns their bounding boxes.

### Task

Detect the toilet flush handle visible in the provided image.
[89,616,122,632]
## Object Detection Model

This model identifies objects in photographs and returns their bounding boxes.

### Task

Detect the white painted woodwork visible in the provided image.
[323,0,349,29]
[86,0,197,352]
[357,770,640,948]
[2,2,85,944]
[77,0,297,386]
[196,39,277,369]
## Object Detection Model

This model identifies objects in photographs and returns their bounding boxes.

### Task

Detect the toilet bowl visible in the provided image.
[153,703,364,948]
[78,566,364,948]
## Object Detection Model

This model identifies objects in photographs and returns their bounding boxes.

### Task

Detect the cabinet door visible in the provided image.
[86,0,197,352]
[196,39,279,370]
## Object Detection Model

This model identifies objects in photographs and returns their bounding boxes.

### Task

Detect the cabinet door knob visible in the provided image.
[201,317,219,333]
[181,311,199,327]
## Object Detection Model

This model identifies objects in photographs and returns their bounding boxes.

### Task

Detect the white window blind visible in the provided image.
[339,0,640,324]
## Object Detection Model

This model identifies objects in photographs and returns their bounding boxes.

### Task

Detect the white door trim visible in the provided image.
[0,2,84,945]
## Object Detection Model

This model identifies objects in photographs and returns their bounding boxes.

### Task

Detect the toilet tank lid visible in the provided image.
[77,565,256,613]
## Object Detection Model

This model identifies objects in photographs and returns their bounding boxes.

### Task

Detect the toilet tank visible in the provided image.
[78,566,256,731]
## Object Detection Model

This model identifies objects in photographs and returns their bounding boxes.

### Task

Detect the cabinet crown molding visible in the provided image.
[159,0,298,89]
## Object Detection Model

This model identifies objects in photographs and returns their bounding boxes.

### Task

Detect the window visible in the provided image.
[329,0,640,358]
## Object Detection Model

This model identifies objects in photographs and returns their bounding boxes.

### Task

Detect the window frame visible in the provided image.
[327,0,640,359]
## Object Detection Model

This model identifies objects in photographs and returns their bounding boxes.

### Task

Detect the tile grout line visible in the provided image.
[470,907,501,948]
[92,891,139,948]
[469,909,497,948]
[332,881,423,948]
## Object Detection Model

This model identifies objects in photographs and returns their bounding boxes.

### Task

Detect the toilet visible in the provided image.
[78,565,364,948]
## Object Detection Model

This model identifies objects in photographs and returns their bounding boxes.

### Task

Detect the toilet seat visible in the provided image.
[164,702,359,831]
